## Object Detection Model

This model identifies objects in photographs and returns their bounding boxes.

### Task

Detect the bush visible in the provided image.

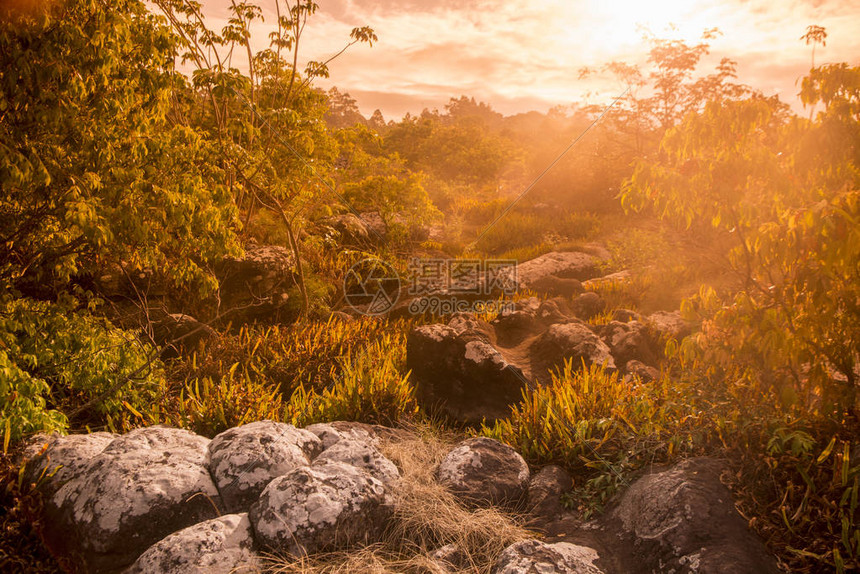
[0,297,165,442]
[285,334,416,426]
[482,362,701,513]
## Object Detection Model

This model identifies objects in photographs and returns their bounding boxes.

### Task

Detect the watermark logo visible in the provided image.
[343,258,401,315]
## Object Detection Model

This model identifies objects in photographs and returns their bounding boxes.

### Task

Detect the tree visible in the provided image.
[0,0,240,296]
[801,25,827,69]
[154,0,376,316]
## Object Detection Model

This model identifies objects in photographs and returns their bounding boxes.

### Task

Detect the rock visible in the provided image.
[511,252,601,294]
[358,211,387,241]
[407,320,529,425]
[320,213,370,246]
[492,539,603,574]
[437,437,529,508]
[647,310,692,341]
[599,320,657,367]
[581,270,632,291]
[534,321,616,372]
[313,438,400,485]
[249,461,393,557]
[127,513,260,574]
[153,313,215,357]
[429,543,469,571]
[527,275,584,298]
[21,432,116,495]
[216,244,296,323]
[527,465,572,518]
[208,421,322,513]
[624,360,659,383]
[610,457,780,574]
[305,422,378,450]
[41,427,222,573]
[611,309,641,323]
[569,292,605,320]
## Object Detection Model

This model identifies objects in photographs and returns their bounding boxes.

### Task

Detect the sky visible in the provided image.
[190,0,860,119]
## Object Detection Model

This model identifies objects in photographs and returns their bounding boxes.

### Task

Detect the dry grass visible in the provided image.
[262,422,534,573]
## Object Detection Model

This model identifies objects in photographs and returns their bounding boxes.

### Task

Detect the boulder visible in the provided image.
[534,321,616,372]
[569,292,605,320]
[624,360,660,383]
[207,421,322,513]
[437,437,530,508]
[647,310,692,341]
[492,540,604,574]
[320,213,371,246]
[41,427,222,573]
[599,320,657,367]
[511,252,601,294]
[407,320,529,425]
[313,438,399,485]
[21,432,116,495]
[610,457,780,574]
[216,243,296,322]
[249,461,393,557]
[127,513,260,574]
[527,465,573,518]
[429,543,469,572]
[152,313,215,357]
[305,422,379,450]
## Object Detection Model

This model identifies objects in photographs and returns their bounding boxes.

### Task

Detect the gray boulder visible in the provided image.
[249,461,393,557]
[207,421,322,513]
[313,438,400,485]
[305,422,379,450]
[437,437,529,508]
[493,539,604,574]
[42,427,222,573]
[22,432,116,495]
[127,513,260,574]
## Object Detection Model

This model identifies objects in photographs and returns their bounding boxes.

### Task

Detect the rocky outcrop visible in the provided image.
[407,319,528,425]
[207,421,322,513]
[493,540,604,574]
[607,458,780,574]
[38,427,222,573]
[535,321,616,372]
[437,437,530,508]
[508,252,601,296]
[408,296,676,423]
[23,422,399,572]
[216,243,296,323]
[127,513,260,574]
[21,425,781,574]
[249,461,394,556]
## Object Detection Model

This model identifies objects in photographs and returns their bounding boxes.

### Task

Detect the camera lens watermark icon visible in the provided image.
[343,258,401,316]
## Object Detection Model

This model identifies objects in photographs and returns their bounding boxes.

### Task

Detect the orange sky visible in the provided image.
[193,0,860,119]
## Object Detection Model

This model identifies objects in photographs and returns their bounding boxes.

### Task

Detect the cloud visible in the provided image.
[194,0,860,118]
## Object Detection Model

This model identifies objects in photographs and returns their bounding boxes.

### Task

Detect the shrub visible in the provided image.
[285,334,416,426]
[482,362,702,513]
[0,297,165,442]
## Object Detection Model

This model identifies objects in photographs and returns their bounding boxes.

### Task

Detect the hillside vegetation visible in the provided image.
[0,1,858,572]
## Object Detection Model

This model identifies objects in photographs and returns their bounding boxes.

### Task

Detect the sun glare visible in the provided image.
[591,0,708,44]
